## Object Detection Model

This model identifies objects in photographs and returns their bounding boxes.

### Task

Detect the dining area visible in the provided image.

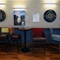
[0,0,60,60]
[0,27,60,60]
[0,27,46,54]
[0,27,60,53]
[0,27,32,53]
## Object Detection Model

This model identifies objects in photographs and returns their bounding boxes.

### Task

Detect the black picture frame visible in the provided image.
[13,10,25,26]
[0,9,6,22]
[43,9,57,22]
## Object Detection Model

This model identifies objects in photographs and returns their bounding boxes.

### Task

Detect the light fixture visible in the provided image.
[45,3,57,4]
[0,2,5,8]
[44,0,58,4]
[0,3,4,5]
[13,6,25,10]
[13,8,25,10]
[44,3,57,9]
[44,0,57,9]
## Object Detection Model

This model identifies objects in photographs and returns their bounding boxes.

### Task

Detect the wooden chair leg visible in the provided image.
[32,40,34,53]
[2,40,7,52]
[17,41,19,53]
[44,41,46,55]
[20,38,21,48]
[59,42,60,54]
[48,38,52,50]
[5,40,8,52]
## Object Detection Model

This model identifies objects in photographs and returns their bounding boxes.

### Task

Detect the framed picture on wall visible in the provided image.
[13,9,25,26]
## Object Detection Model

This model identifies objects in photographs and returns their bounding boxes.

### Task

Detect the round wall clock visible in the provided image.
[43,9,57,22]
[0,9,6,22]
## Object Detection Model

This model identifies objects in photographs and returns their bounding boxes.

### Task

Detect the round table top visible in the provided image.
[18,27,31,31]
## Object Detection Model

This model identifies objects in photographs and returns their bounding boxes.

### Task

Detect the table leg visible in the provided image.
[21,30,30,52]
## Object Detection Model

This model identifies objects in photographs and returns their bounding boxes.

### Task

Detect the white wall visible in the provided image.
[0,0,60,28]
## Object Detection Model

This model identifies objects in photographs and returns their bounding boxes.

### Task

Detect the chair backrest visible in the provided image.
[50,28,53,35]
[1,27,9,33]
[9,27,14,34]
[32,28,44,37]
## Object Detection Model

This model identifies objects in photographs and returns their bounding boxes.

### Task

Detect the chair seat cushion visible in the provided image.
[33,37,46,41]
[0,34,8,40]
[33,38,46,42]
[0,34,7,37]
[52,34,60,38]
[11,34,20,40]
[11,35,18,38]
[33,37,46,40]
[52,34,60,41]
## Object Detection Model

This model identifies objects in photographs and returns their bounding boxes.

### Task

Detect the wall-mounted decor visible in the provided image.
[43,9,57,22]
[0,9,6,22]
[13,9,25,26]
[33,13,40,22]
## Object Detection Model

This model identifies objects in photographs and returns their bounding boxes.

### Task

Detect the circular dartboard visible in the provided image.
[0,9,6,22]
[43,9,57,22]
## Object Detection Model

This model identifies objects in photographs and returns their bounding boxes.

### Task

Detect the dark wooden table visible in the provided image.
[18,28,31,52]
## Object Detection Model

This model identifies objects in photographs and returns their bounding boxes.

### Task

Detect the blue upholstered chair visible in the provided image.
[49,28,60,53]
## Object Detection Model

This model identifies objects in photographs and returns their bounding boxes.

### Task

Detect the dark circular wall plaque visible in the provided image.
[0,9,6,22]
[43,9,57,22]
